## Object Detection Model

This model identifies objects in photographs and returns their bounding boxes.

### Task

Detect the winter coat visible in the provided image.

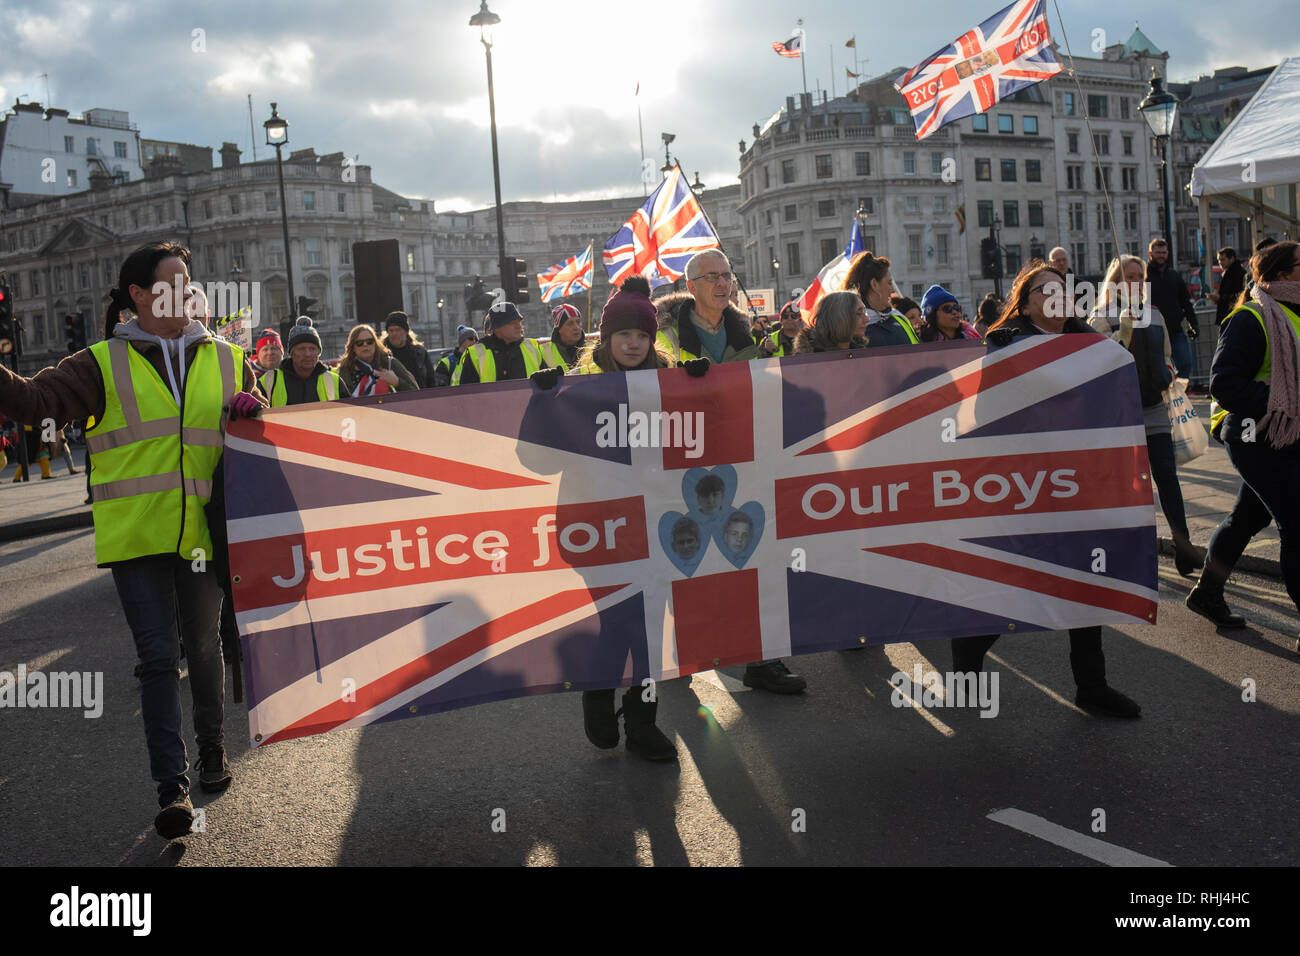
[1210,298,1300,448]
[654,292,761,364]
[337,353,419,396]
[1147,259,1199,335]
[386,339,435,388]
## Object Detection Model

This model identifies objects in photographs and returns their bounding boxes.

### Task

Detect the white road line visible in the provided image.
[986,653,1086,713]
[988,808,1173,867]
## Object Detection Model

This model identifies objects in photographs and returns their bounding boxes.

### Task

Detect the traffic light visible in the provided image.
[296,295,318,320]
[980,238,1003,280]
[64,313,88,353]
[508,258,530,305]
[0,283,13,356]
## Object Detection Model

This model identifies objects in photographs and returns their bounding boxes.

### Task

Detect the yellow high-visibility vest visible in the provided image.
[453,338,546,384]
[1210,300,1300,434]
[259,366,341,406]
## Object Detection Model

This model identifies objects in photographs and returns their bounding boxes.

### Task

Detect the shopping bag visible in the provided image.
[1167,377,1209,464]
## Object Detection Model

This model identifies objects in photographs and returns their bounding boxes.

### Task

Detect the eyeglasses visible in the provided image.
[688,271,735,284]
[354,338,375,346]
[939,303,962,313]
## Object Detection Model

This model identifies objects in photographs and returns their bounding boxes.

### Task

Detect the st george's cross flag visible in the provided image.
[603,164,720,287]
[224,333,1158,746]
[895,0,1063,140]
[795,218,866,321]
[537,245,593,302]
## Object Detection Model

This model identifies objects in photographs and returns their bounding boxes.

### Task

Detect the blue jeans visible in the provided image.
[111,555,225,793]
[1168,329,1197,381]
[1225,439,1300,613]
[1146,431,1188,538]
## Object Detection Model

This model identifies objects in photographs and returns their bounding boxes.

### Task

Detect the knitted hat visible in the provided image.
[384,310,409,331]
[286,316,321,351]
[456,324,478,345]
[256,328,282,351]
[599,277,657,340]
[485,302,524,332]
[551,303,581,328]
[920,284,959,317]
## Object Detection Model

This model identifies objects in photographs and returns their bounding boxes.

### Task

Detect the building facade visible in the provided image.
[0,103,144,202]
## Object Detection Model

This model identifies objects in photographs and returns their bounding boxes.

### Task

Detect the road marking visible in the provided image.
[985,653,1086,714]
[988,808,1173,867]
[880,643,954,737]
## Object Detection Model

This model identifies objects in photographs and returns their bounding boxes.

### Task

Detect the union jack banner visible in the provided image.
[537,244,593,303]
[895,0,1063,140]
[603,164,720,287]
[225,333,1157,746]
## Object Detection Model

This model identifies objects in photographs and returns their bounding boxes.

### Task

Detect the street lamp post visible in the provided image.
[264,103,296,327]
[469,2,508,297]
[1140,68,1181,263]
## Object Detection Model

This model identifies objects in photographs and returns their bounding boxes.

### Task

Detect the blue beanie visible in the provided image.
[920,284,959,317]
[485,302,524,332]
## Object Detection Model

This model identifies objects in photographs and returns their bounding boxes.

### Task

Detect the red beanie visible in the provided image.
[256,329,282,351]
[599,282,657,340]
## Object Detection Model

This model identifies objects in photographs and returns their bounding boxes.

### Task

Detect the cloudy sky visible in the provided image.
[2,0,1295,210]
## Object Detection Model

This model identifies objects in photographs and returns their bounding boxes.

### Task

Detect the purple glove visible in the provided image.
[228,391,264,421]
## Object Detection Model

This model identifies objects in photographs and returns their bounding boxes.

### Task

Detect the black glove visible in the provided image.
[985,327,1021,348]
[683,358,710,378]
[530,367,563,390]
[1186,322,1200,340]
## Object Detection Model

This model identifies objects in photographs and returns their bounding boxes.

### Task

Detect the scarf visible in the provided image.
[1252,279,1300,447]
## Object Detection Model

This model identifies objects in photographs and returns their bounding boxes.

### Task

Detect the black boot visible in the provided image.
[154,785,194,840]
[1186,586,1247,628]
[621,687,677,762]
[196,745,233,793]
[582,689,619,749]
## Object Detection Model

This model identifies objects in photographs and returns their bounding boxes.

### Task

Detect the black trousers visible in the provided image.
[950,626,1106,691]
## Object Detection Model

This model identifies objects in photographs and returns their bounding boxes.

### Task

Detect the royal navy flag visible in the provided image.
[226,333,1157,746]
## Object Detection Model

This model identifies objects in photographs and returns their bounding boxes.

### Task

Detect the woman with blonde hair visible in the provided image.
[1089,255,1195,575]
[337,323,419,396]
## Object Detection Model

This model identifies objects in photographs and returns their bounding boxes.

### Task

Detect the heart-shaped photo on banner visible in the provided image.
[658,511,708,578]
[714,501,764,570]
[680,464,737,529]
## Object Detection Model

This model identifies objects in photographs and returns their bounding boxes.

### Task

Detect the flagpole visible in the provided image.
[799,21,809,99]
[586,240,594,333]
[830,44,836,98]
[675,160,760,324]
[636,82,647,198]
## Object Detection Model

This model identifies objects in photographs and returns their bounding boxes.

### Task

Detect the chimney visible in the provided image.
[219,142,241,168]
[800,92,813,111]
[786,95,796,114]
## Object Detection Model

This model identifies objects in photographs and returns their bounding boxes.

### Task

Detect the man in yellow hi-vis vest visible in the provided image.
[0,241,266,841]
[453,302,552,385]
[260,316,342,406]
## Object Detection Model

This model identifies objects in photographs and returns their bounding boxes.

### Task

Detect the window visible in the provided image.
[1066,164,1084,190]
[202,199,212,219]
[340,240,350,265]
[816,199,835,218]
[265,191,278,212]
[931,151,943,174]
[975,158,992,181]
[1087,94,1108,118]
[781,159,796,183]
[406,246,416,271]
[765,210,773,226]
[64,135,74,153]
[936,233,950,266]
[1003,201,1019,227]
[1094,165,1112,190]
[1093,133,1110,155]
[114,141,127,158]
[903,151,915,174]
[1063,92,1076,115]
[78,263,89,289]
[205,245,217,274]
[785,242,801,275]
[763,166,771,188]
[155,204,164,224]
[911,283,924,300]
[1123,202,1139,231]
[303,190,316,212]
[905,196,920,215]
[30,270,41,296]
[1030,241,1046,261]
[1122,134,1133,156]
[67,169,78,188]
[933,196,946,213]
[858,197,875,216]
[977,200,994,228]
[31,313,45,346]
[1004,244,1022,274]
[131,209,140,228]
[1023,115,1039,135]
[1097,204,1111,230]
[1120,97,1130,120]
[86,138,96,156]
[1000,158,1016,182]
[1067,131,1079,154]
[1121,166,1138,190]
[1028,201,1044,227]
[821,238,838,263]
[343,287,355,321]
[1026,159,1042,182]
[1069,202,1085,231]
[855,151,871,176]
[305,237,321,267]
[784,203,798,222]
[815,154,833,179]
[908,234,922,267]
[230,193,241,215]
[267,239,284,268]
[337,192,346,213]
[972,114,988,132]
[54,267,65,293]
[1098,241,1115,268]
[1072,242,1087,274]
[997,114,1014,134]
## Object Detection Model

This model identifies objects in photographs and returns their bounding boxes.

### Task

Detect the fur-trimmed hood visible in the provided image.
[654,291,759,362]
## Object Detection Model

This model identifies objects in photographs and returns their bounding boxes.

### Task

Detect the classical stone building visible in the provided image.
[0,102,144,203]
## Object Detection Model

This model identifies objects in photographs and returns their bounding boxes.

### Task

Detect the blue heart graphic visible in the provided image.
[680,464,737,529]
[713,501,764,570]
[658,511,708,577]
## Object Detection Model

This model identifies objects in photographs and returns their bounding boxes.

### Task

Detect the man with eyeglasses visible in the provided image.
[654,250,806,694]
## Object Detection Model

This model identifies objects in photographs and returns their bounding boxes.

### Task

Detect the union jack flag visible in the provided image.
[895,0,1063,140]
[603,164,720,286]
[537,244,593,302]
[225,333,1156,746]
[796,217,866,320]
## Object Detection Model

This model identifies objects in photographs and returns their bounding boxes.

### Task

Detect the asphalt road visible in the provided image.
[1,527,1296,867]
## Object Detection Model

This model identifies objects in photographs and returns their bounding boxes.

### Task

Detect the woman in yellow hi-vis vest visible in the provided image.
[1202,240,1300,642]
[0,241,267,840]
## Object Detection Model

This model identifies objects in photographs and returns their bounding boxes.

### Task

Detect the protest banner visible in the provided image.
[224,335,1157,746]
